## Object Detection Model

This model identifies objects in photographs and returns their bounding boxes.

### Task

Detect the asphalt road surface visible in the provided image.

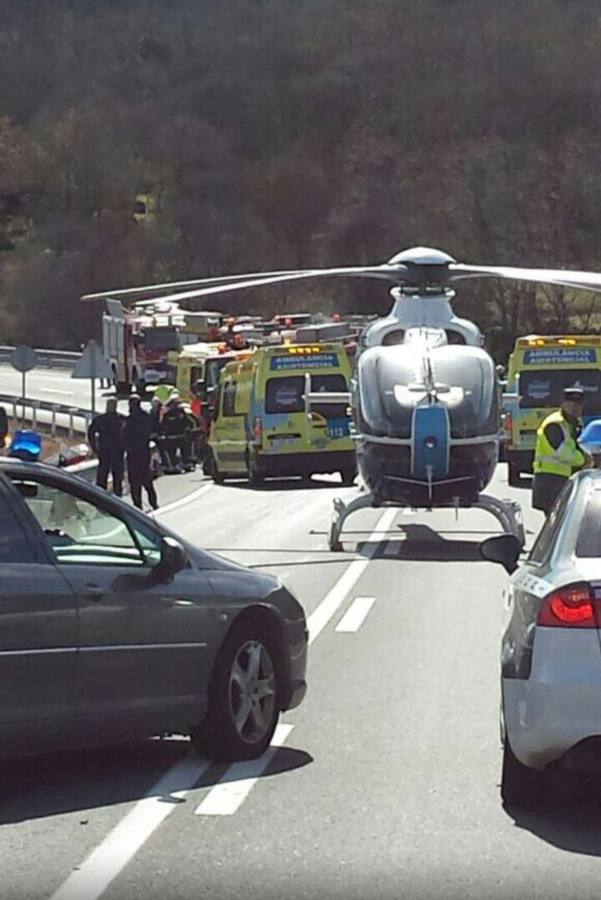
[2,365,601,900]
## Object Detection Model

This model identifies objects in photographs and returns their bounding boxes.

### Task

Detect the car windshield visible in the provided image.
[519,370,601,411]
[142,328,181,352]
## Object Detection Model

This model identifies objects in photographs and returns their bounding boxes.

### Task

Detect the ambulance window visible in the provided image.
[266,377,304,413]
[222,381,237,416]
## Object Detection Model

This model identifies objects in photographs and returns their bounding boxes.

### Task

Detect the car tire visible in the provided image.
[208,451,225,484]
[247,452,264,487]
[191,619,280,761]
[507,462,521,487]
[340,464,357,486]
[501,738,546,806]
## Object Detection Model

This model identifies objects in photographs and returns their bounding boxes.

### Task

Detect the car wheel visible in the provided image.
[208,451,225,484]
[507,462,521,487]
[501,738,546,806]
[247,452,264,487]
[192,620,280,761]
[340,464,357,486]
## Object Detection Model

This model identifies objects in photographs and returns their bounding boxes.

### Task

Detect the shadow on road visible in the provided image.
[506,773,601,857]
[216,476,350,492]
[0,738,313,825]
[353,523,487,563]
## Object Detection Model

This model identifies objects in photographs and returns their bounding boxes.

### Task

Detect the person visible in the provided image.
[532,385,590,515]
[161,396,195,473]
[121,395,158,510]
[87,399,126,496]
[0,405,8,450]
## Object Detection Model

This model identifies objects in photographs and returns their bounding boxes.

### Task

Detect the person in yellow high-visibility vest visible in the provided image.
[532,385,591,515]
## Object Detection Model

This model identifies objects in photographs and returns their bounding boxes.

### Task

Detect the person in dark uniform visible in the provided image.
[87,398,125,496]
[161,397,195,473]
[121,396,158,510]
[532,385,590,515]
[0,405,8,450]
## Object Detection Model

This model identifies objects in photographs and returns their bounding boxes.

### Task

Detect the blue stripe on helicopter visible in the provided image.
[412,405,448,480]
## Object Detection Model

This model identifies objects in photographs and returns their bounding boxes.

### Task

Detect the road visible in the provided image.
[0,364,98,412]
[2,365,601,899]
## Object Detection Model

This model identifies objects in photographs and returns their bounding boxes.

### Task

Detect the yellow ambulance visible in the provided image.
[505,334,601,484]
[208,343,356,485]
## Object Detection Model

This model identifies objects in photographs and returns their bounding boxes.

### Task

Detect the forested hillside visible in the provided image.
[1,0,601,359]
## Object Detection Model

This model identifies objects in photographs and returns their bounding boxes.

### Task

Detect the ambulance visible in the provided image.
[208,343,356,485]
[504,335,601,485]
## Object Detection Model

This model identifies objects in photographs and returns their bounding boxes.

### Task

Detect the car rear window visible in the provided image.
[265,374,347,414]
[575,487,601,557]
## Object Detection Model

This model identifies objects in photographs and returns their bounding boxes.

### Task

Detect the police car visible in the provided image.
[481,467,601,805]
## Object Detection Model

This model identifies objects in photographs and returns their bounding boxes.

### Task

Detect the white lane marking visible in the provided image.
[307,507,397,644]
[49,754,210,900]
[194,723,294,817]
[40,388,75,396]
[151,482,213,516]
[401,506,416,515]
[335,596,376,633]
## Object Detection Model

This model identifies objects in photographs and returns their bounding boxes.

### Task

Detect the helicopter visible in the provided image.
[82,246,601,550]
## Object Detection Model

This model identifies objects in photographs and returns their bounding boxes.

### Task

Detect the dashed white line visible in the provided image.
[49,504,394,896]
[194,723,294,816]
[49,754,210,900]
[336,596,376,633]
[306,507,397,644]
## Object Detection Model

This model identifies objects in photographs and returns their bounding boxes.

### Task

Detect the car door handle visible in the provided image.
[84,584,106,601]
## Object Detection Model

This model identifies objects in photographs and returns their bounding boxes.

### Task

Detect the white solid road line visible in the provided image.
[306,507,397,644]
[194,723,294,817]
[152,481,213,516]
[335,596,376,633]
[49,754,210,900]
[40,388,74,396]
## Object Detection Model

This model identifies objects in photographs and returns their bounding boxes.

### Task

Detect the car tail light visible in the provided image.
[537,583,598,628]
[253,416,263,446]
[503,413,513,444]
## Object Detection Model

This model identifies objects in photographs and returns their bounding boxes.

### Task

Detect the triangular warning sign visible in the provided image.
[71,340,112,379]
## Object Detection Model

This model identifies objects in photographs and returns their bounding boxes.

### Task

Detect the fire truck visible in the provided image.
[102,299,223,393]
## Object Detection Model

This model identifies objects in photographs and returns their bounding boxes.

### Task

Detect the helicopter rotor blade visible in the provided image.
[88,265,407,307]
[450,263,601,293]
[80,269,323,302]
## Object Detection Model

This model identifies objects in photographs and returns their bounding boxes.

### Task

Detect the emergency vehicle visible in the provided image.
[172,341,254,405]
[208,343,356,485]
[504,334,601,484]
[102,300,223,394]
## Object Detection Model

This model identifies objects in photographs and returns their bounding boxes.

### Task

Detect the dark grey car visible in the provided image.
[0,459,307,760]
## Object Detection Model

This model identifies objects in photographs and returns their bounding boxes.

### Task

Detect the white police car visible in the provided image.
[481,467,601,804]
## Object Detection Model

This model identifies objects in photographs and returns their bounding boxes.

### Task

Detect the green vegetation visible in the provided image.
[1,0,601,359]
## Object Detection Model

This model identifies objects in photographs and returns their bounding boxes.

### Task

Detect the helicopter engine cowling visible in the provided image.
[353,342,500,506]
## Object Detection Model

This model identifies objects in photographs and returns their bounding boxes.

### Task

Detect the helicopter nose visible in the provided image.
[412,405,449,479]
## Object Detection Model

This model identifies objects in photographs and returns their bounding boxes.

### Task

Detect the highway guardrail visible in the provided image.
[0,345,80,369]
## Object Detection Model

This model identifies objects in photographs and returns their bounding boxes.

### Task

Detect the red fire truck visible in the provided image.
[102,299,222,393]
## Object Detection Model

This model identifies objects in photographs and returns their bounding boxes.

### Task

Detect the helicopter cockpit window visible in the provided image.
[445,330,466,345]
[382,329,405,346]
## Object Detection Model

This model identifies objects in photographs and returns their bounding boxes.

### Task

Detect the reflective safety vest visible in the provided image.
[533,410,586,478]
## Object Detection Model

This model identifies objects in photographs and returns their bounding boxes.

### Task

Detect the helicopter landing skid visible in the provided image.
[328,491,525,552]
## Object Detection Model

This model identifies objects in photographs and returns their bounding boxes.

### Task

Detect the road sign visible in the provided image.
[71,340,112,414]
[10,345,37,373]
[10,345,38,422]
[71,340,112,380]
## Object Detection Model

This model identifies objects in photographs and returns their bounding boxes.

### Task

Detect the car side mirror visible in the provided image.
[479,534,522,574]
[157,536,188,576]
